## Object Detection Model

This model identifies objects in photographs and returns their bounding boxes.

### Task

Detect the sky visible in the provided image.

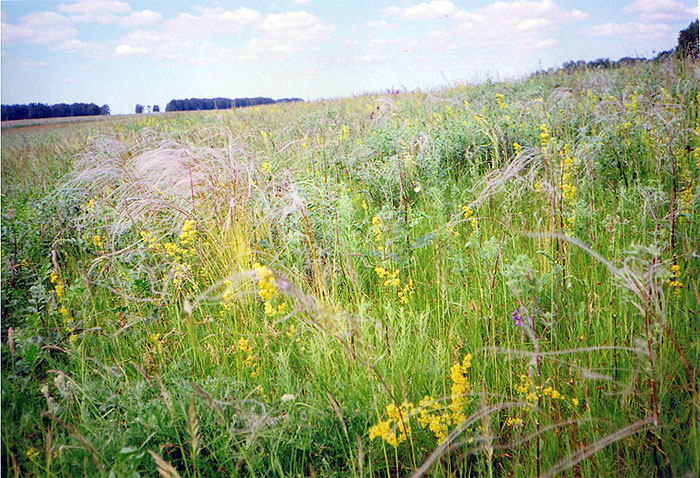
[1,0,698,115]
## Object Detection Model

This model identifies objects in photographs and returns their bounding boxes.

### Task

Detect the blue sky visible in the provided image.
[2,0,697,114]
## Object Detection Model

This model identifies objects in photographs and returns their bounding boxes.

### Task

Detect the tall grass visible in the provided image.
[2,57,698,477]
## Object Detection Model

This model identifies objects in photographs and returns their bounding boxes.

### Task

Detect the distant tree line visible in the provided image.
[164,97,302,112]
[1,102,109,121]
[134,104,160,114]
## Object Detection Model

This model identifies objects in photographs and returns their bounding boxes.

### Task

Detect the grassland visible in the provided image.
[2,57,699,477]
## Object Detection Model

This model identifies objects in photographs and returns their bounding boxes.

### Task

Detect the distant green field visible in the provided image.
[2,58,698,477]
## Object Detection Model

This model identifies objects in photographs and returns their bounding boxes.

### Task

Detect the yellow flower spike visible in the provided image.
[496,93,506,109]
[539,124,549,149]
[150,333,162,354]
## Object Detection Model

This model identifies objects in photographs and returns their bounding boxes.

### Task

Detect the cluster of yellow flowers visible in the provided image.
[51,271,73,326]
[92,234,105,252]
[666,264,683,296]
[462,205,477,226]
[238,337,260,378]
[140,231,161,252]
[542,386,563,400]
[221,279,236,311]
[462,206,473,219]
[679,183,694,217]
[374,267,414,304]
[370,216,382,245]
[171,221,198,287]
[496,93,506,110]
[150,332,163,354]
[397,279,414,304]
[369,401,414,447]
[369,353,473,447]
[253,262,286,316]
[539,124,550,150]
[375,267,399,287]
[26,447,40,461]
[84,197,96,213]
[513,373,578,407]
[452,205,477,238]
[449,354,472,425]
[505,417,522,427]
[140,220,199,290]
[178,219,197,246]
[560,144,578,229]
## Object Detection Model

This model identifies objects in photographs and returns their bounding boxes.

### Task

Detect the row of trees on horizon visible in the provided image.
[1,102,109,122]
[162,96,303,113]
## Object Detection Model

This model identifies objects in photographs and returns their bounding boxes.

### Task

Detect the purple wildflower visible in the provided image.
[511,308,522,327]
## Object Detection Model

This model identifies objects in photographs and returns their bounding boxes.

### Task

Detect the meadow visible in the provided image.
[1,57,698,477]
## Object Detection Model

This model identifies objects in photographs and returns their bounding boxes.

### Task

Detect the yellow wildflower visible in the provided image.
[26,447,40,461]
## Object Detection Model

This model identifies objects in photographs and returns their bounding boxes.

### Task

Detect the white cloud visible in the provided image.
[293,0,312,4]
[1,11,77,44]
[516,18,551,32]
[260,10,329,33]
[56,39,92,52]
[383,1,459,21]
[121,10,163,28]
[254,11,335,53]
[580,21,673,37]
[579,0,693,49]
[531,38,558,49]
[114,28,204,62]
[19,61,48,68]
[115,44,148,56]
[58,0,130,24]
[379,0,586,53]
[58,0,130,15]
[623,0,696,23]
[365,19,397,31]
[163,7,261,37]
[453,0,587,51]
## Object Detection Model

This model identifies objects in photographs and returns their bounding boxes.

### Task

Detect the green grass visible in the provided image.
[2,58,699,478]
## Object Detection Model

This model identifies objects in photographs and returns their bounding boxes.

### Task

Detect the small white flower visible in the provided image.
[281,394,295,403]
